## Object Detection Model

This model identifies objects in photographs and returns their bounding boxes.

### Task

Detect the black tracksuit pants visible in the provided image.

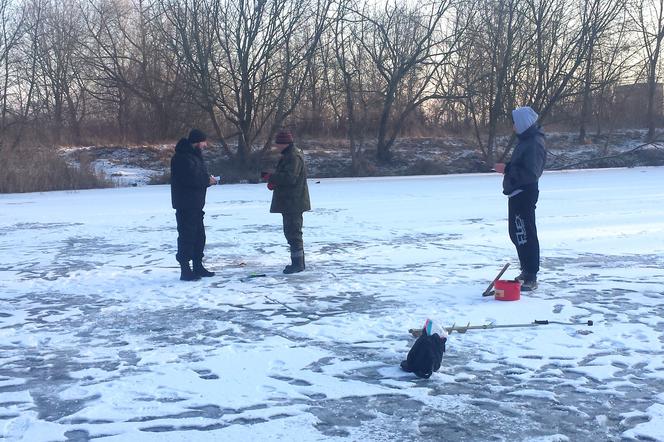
[175,209,206,263]
[508,187,540,275]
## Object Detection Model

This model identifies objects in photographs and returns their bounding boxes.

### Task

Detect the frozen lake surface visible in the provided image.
[1,167,663,441]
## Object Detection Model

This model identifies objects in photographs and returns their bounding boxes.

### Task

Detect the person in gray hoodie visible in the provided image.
[494,106,547,291]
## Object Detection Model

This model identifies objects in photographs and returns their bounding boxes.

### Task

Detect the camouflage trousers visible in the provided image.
[282,213,304,257]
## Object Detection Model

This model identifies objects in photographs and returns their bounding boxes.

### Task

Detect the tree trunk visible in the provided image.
[206,106,232,158]
[344,77,363,175]
[65,92,81,145]
[118,88,128,144]
[376,91,395,163]
[53,95,63,144]
[646,57,658,141]
[579,43,594,144]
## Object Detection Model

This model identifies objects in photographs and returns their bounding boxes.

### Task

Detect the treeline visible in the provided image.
[0,0,662,174]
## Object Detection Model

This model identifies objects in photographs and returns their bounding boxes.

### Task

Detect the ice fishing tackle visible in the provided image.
[409,319,594,337]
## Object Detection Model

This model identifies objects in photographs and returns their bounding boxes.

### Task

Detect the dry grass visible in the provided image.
[148,170,170,185]
[0,146,111,193]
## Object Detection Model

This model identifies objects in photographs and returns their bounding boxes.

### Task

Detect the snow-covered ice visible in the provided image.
[1,167,663,441]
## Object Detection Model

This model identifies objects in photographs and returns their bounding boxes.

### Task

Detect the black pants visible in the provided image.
[282,213,304,257]
[508,188,540,275]
[175,209,206,263]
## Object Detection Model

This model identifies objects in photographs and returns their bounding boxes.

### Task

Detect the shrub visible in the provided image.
[0,146,110,193]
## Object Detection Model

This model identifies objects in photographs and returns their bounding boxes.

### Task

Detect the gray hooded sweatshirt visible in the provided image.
[502,124,547,196]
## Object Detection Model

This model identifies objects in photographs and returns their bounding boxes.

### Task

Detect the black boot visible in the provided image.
[516,271,538,291]
[520,277,538,291]
[283,254,305,274]
[193,260,215,277]
[180,261,201,281]
[514,271,535,283]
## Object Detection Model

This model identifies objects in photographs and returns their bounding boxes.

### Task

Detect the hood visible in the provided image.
[512,106,539,134]
[175,138,194,153]
[517,124,543,140]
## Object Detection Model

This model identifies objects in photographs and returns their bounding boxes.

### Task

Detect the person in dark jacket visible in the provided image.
[264,129,311,274]
[170,129,218,281]
[494,106,547,291]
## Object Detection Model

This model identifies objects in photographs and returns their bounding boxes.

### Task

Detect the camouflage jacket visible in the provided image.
[269,145,311,213]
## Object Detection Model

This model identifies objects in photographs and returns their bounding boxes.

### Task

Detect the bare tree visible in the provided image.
[10,0,47,148]
[158,0,331,169]
[156,0,230,152]
[589,14,633,136]
[26,0,88,144]
[327,0,370,174]
[356,0,464,163]
[0,0,26,149]
[629,0,664,141]
[462,0,529,167]
[456,0,628,166]
[576,0,626,143]
[523,0,623,126]
[480,0,626,162]
[81,0,186,142]
[0,0,659,177]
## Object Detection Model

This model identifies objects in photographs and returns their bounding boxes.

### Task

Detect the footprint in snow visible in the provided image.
[269,359,286,370]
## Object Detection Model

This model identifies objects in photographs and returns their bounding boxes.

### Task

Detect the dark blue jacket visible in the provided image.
[503,124,547,195]
[170,138,210,210]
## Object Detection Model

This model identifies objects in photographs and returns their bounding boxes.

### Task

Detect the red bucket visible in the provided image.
[494,279,521,301]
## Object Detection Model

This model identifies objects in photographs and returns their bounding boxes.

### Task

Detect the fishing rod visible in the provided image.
[409,319,594,337]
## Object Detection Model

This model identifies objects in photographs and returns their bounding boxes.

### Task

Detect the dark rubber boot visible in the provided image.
[180,261,201,281]
[193,260,215,278]
[283,255,305,274]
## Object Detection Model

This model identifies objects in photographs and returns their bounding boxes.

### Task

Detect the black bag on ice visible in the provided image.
[400,332,446,379]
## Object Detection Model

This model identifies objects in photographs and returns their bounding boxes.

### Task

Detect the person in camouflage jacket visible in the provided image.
[265,129,311,274]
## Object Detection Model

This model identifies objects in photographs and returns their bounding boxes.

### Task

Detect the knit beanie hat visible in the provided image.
[274,129,294,145]
[188,128,207,144]
[512,107,539,134]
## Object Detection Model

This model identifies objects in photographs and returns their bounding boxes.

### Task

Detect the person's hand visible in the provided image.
[260,171,271,181]
[267,182,275,191]
[209,175,218,185]
[493,163,506,174]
